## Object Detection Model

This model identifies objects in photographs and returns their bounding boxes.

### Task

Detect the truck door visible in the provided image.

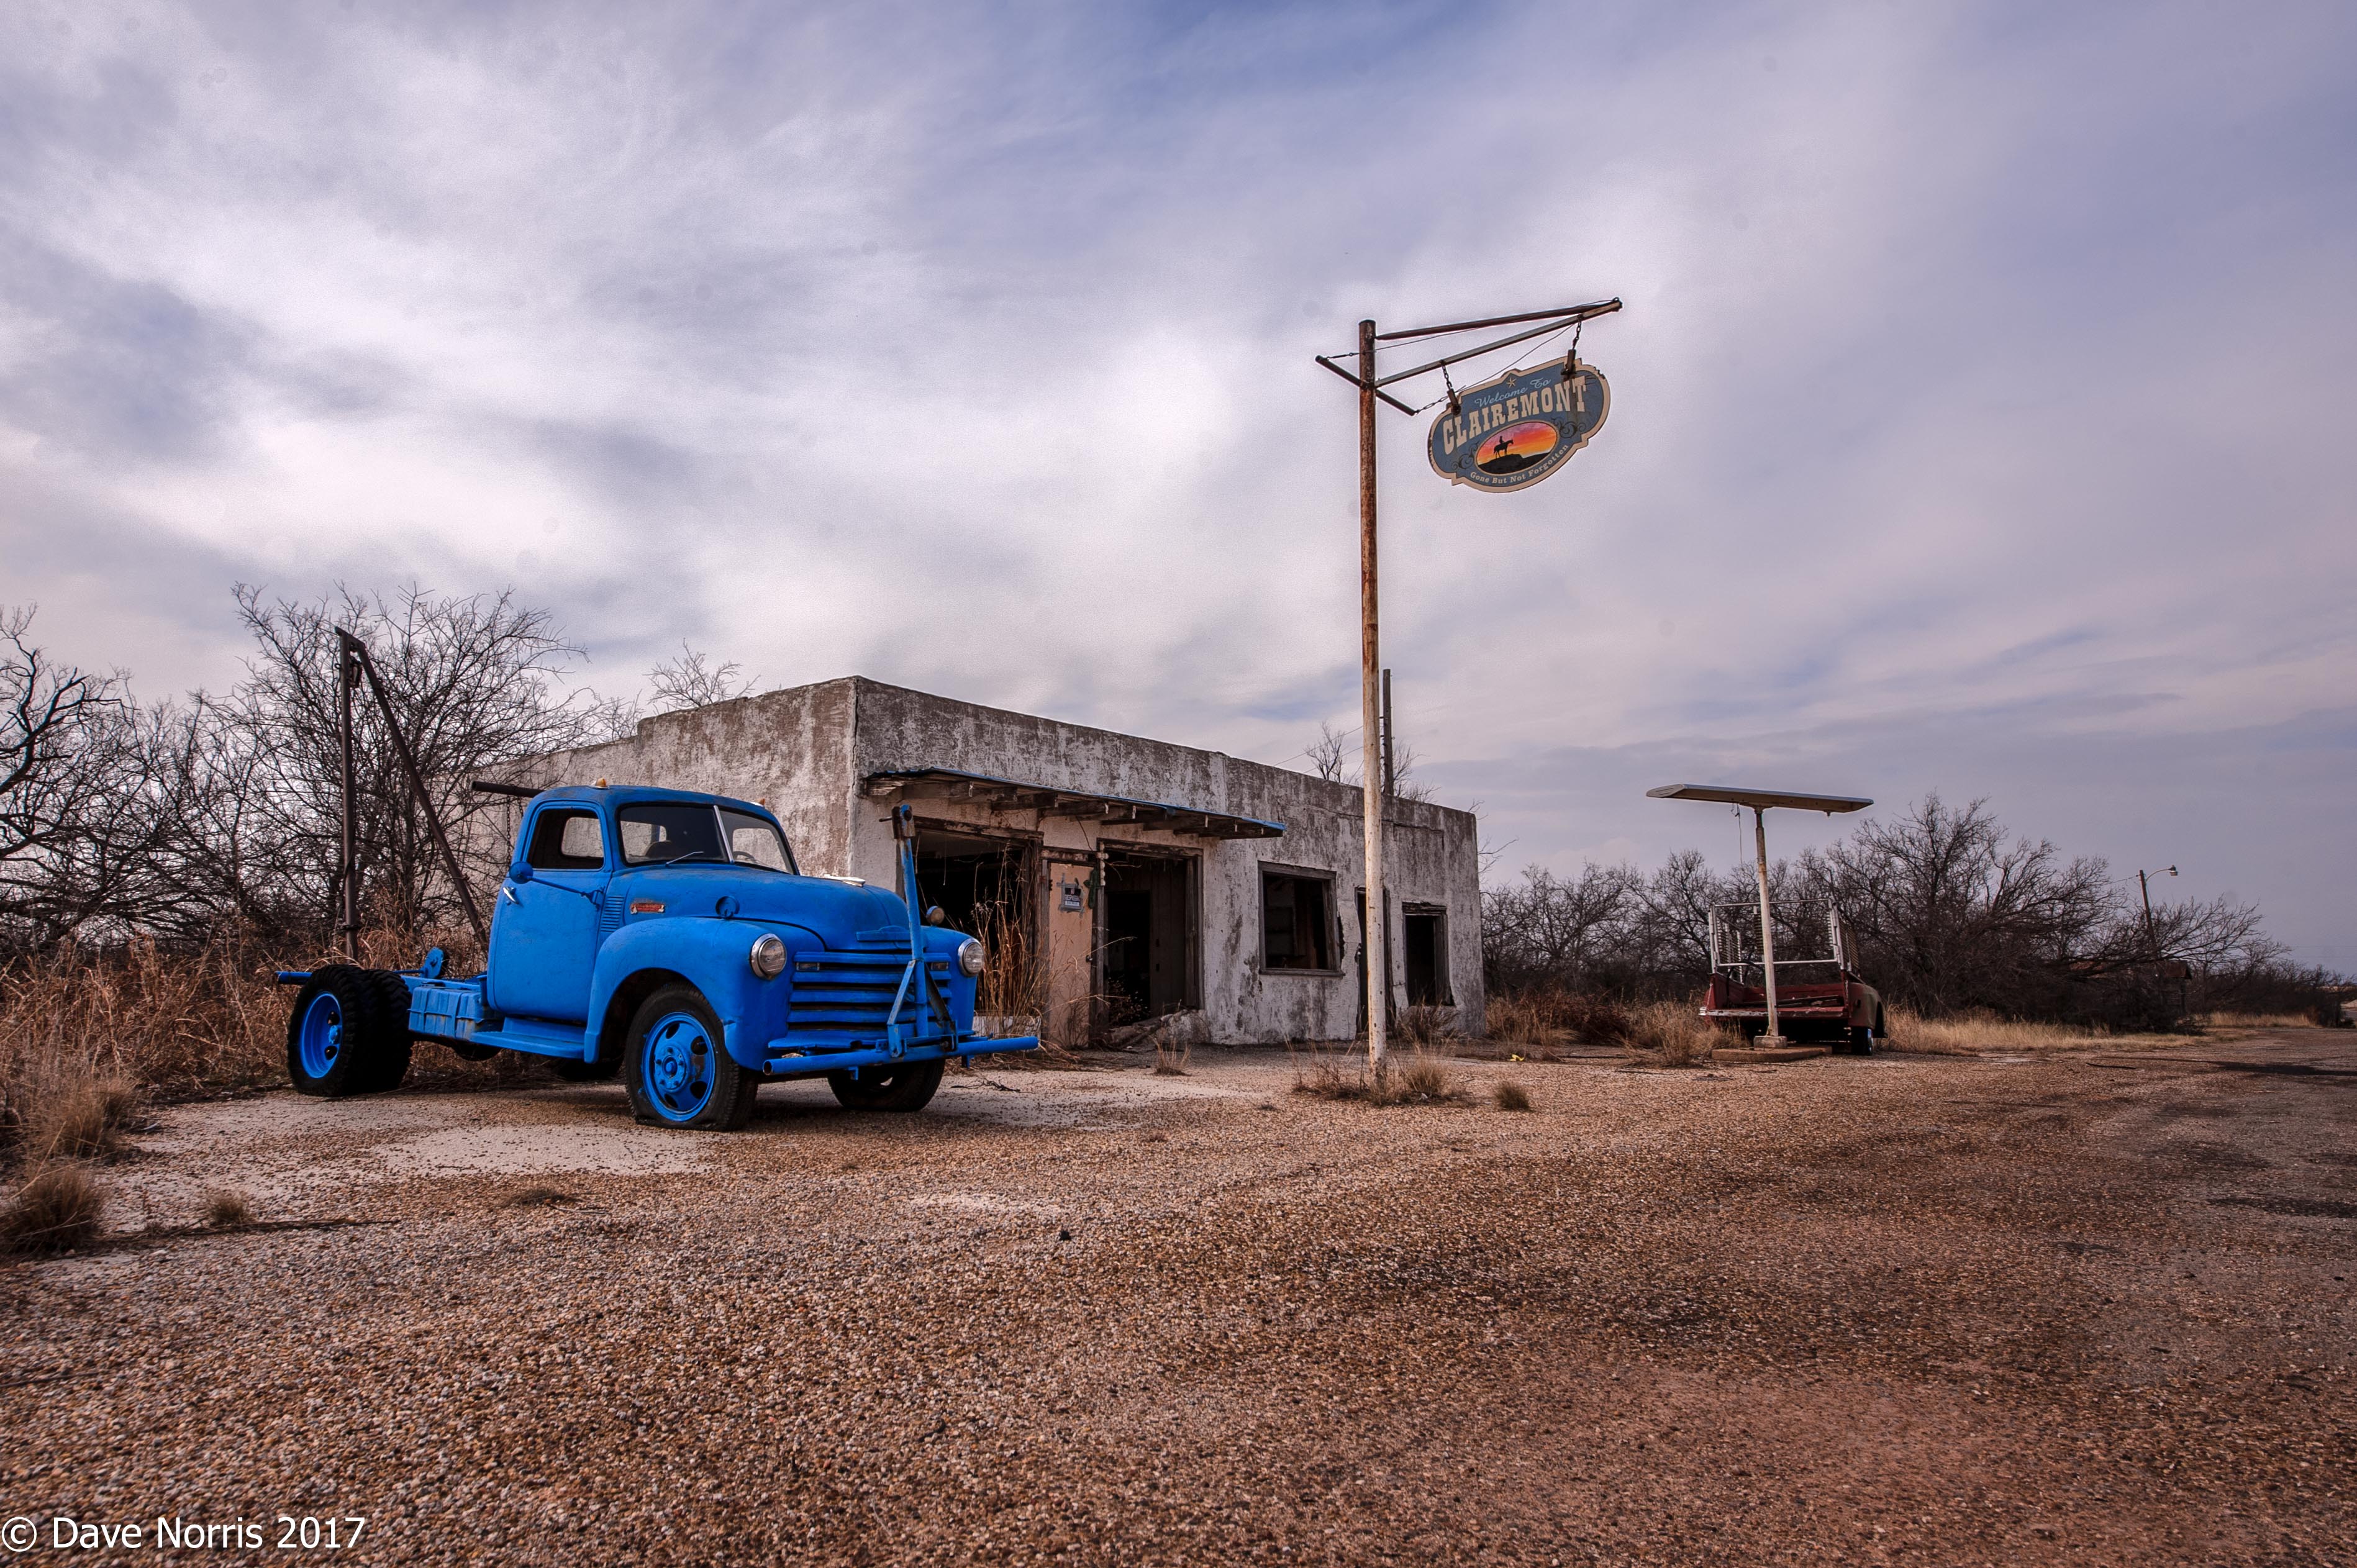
[488,804,611,1023]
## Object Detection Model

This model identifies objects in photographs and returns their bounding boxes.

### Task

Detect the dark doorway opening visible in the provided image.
[912,826,1039,1016]
[1404,903,1451,1007]
[1101,850,1197,1019]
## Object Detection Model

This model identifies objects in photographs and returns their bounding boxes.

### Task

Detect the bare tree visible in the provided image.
[1303,720,1355,785]
[647,643,752,714]
[211,583,635,948]
[0,607,158,946]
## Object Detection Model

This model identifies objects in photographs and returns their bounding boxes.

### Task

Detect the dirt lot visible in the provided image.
[5,1032,2352,1566]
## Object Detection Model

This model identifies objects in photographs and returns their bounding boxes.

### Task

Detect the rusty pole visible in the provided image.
[1358,318,1389,1081]
[338,637,360,961]
[1752,807,1783,1045]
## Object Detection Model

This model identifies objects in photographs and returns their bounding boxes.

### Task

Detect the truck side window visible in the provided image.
[525,808,606,871]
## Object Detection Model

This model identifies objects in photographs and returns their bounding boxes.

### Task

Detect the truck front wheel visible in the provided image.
[829,1059,944,1113]
[623,986,755,1130]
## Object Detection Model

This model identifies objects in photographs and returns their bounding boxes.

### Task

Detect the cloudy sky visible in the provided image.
[4,1,2352,966]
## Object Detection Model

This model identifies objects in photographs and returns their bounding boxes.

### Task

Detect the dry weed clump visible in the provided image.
[1291,1046,1466,1107]
[1619,1001,1723,1067]
[1152,1036,1191,1077]
[1483,990,1639,1055]
[202,1189,257,1230]
[2,1161,104,1253]
[1393,1006,1461,1049]
[1494,1080,1533,1112]
[501,1185,578,1208]
[11,1059,142,1162]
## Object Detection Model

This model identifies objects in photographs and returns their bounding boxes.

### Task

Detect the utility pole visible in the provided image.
[1357,319,1389,1081]
[1381,668,1396,800]
[2137,865,2176,959]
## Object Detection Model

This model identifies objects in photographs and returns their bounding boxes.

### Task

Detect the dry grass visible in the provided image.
[2197,1010,2322,1031]
[1882,1007,2111,1054]
[1291,1046,1466,1107]
[0,935,286,1120]
[1153,1036,1192,1077]
[1494,1080,1533,1112]
[1,1161,104,1253]
[501,1184,578,1208]
[202,1188,256,1230]
[9,1058,142,1162]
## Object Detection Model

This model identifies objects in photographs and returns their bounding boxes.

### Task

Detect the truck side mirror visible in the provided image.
[511,864,535,884]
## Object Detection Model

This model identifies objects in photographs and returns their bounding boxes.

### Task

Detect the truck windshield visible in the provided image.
[617,802,798,872]
[719,807,796,872]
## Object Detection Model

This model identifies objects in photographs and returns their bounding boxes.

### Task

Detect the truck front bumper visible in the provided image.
[760,1033,1039,1079]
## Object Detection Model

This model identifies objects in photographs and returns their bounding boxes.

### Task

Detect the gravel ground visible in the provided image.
[4,1031,2352,1566]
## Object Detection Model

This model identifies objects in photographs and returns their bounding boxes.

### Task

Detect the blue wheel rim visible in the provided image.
[299,992,343,1079]
[641,1010,716,1122]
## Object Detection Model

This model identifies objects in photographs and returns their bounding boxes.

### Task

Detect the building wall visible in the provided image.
[521,676,1485,1046]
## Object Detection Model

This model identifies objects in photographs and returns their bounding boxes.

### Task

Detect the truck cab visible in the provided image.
[281,787,1036,1128]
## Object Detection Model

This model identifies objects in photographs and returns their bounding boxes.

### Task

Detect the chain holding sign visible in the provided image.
[1428,358,1609,492]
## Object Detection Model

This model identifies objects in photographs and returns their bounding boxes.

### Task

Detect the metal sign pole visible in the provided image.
[1358,318,1389,1082]
[1751,807,1782,1045]
[338,638,360,961]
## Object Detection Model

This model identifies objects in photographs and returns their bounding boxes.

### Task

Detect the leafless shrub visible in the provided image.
[1494,1080,1533,1112]
[202,1188,255,1229]
[2,1161,103,1253]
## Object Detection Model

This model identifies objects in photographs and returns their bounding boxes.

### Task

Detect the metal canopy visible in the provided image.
[1646,784,1874,815]
[862,768,1285,841]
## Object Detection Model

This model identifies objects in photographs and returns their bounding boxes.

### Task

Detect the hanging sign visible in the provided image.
[1427,357,1609,492]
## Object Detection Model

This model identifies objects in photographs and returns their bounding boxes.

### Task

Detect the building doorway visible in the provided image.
[1403,902,1451,1007]
[1101,850,1197,1020]
[912,825,1040,1017]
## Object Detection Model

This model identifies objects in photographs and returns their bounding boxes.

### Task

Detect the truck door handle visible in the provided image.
[500,884,521,906]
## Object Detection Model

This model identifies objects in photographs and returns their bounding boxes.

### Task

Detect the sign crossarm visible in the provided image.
[1374,300,1622,388]
[1314,355,1419,413]
[1375,299,1622,343]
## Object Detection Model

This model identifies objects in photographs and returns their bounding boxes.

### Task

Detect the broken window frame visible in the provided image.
[1260,863,1342,975]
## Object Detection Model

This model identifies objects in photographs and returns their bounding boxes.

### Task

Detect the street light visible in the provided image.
[2137,865,2178,958]
[1646,784,1874,1046]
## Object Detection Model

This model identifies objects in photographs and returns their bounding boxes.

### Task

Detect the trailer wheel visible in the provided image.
[286,966,401,1099]
[360,970,414,1091]
[622,986,755,1130]
[829,1058,945,1113]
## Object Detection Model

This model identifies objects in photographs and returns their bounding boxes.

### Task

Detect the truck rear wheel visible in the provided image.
[829,1058,944,1113]
[1846,1025,1874,1055]
[287,966,405,1099]
[623,986,755,1130]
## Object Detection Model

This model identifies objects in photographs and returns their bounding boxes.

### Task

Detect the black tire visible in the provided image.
[287,965,404,1098]
[1847,1025,1874,1055]
[551,1055,621,1083]
[829,1058,945,1112]
[360,970,414,1091]
[622,985,755,1130]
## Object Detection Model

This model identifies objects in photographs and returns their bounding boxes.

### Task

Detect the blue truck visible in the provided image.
[279,786,1038,1130]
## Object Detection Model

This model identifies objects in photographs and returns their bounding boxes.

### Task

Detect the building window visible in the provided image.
[1261,867,1335,972]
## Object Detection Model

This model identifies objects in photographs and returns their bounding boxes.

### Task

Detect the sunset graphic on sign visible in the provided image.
[1474,419,1559,474]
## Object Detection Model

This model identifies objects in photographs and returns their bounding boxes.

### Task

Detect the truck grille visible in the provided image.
[785,939,953,1045]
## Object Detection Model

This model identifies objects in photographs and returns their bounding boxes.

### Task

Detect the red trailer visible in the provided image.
[1703,902,1884,1053]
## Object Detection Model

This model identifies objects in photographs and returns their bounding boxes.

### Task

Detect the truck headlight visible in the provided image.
[956,937,986,977]
[750,933,788,979]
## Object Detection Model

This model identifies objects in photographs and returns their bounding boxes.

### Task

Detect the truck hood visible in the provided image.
[612,868,912,951]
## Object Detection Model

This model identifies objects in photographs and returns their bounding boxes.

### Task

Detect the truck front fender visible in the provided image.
[588,918,804,1069]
